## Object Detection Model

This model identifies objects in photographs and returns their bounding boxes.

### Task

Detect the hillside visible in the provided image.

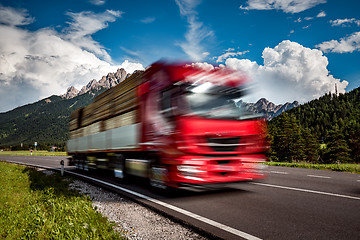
[0,90,104,148]
[269,87,360,163]
[0,68,133,149]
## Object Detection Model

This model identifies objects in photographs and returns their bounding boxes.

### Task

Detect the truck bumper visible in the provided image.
[165,154,267,187]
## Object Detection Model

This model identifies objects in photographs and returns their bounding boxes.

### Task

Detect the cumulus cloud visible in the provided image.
[189,62,216,71]
[117,60,144,74]
[240,0,326,14]
[224,40,348,104]
[329,18,360,27]
[175,0,214,61]
[316,31,360,53]
[0,6,143,113]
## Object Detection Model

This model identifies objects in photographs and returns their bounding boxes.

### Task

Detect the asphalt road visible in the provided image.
[2,155,360,240]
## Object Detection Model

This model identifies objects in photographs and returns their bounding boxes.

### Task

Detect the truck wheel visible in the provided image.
[75,156,83,170]
[149,163,168,190]
[114,154,127,182]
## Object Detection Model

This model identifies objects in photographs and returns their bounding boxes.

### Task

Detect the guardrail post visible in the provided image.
[60,160,64,176]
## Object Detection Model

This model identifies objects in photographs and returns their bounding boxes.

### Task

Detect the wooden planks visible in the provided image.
[69,71,144,139]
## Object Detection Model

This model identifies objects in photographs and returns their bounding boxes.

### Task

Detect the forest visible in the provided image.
[268,87,360,164]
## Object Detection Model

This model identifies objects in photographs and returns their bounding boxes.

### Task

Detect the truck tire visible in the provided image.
[149,159,168,191]
[113,154,127,182]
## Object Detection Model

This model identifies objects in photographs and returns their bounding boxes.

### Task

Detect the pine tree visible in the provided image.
[345,121,360,163]
[269,113,304,162]
[325,127,351,163]
[301,128,320,163]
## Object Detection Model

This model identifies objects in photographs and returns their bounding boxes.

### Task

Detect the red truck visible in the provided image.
[67,62,268,189]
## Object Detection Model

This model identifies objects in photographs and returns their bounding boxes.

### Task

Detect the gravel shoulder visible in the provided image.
[68,179,209,240]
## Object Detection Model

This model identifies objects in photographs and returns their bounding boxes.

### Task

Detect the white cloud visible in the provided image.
[140,17,155,24]
[189,62,216,71]
[89,0,106,6]
[63,10,123,62]
[225,40,348,104]
[175,0,201,15]
[295,11,326,23]
[0,4,34,26]
[316,31,360,53]
[175,0,214,61]
[215,50,249,63]
[0,6,143,113]
[120,47,143,59]
[329,18,360,27]
[240,0,326,14]
[317,11,326,18]
[117,60,144,74]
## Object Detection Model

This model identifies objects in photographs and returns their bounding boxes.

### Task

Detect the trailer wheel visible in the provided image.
[114,154,127,182]
[74,155,82,170]
[68,156,75,166]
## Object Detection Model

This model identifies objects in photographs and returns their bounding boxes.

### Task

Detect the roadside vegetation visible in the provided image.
[0,161,125,239]
[0,150,67,156]
[266,162,360,174]
[268,88,360,165]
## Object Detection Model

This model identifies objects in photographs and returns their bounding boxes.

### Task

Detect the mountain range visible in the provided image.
[238,98,299,120]
[61,68,129,99]
[0,68,298,148]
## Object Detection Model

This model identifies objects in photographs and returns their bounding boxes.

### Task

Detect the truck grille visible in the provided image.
[206,137,240,152]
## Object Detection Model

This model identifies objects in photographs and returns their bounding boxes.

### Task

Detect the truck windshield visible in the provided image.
[184,92,260,120]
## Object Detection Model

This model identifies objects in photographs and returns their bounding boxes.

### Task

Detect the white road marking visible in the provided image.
[307,175,331,179]
[69,171,262,240]
[6,160,262,240]
[252,182,360,201]
[270,171,288,175]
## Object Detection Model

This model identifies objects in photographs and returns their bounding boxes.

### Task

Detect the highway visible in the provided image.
[2,155,360,240]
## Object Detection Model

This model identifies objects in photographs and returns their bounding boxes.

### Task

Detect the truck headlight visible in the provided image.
[177,165,205,173]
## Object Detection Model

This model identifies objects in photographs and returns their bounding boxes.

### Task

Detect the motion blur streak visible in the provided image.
[67,61,269,190]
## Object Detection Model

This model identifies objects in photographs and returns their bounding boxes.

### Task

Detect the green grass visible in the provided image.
[0,150,67,156]
[0,161,126,239]
[266,162,360,174]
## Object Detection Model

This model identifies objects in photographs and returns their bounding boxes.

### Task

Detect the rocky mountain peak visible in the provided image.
[239,98,299,120]
[115,68,127,80]
[255,98,270,110]
[61,68,128,99]
[61,86,79,99]
[98,68,128,89]
[79,79,101,95]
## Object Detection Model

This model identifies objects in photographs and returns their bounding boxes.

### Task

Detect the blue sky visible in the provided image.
[0,0,359,112]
